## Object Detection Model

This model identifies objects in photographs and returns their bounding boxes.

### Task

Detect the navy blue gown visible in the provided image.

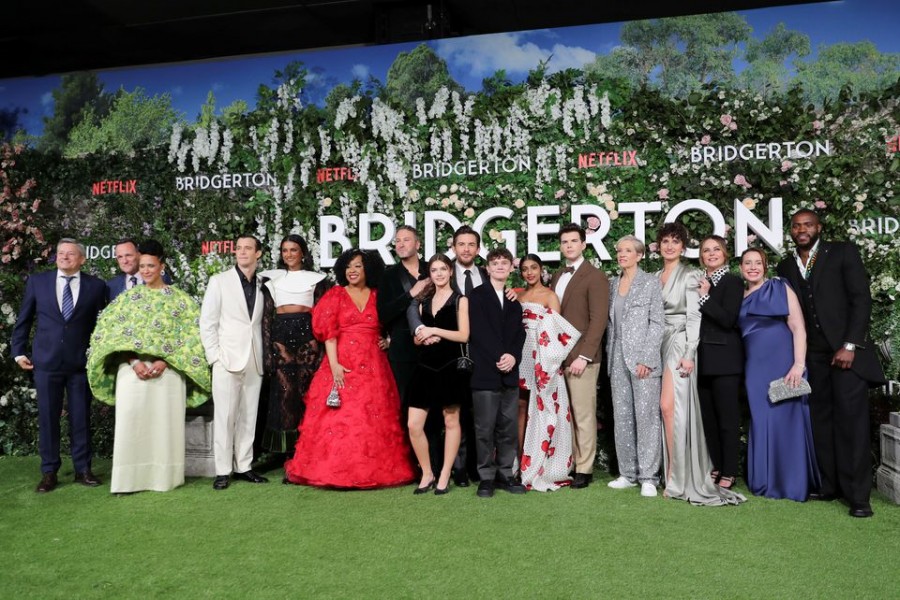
[739,278,819,501]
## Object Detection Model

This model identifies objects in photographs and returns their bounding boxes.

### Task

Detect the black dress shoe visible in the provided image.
[233,470,269,483]
[434,482,451,495]
[36,473,58,493]
[495,477,527,494]
[476,481,495,498]
[849,504,874,518]
[213,475,230,490]
[74,470,102,487]
[808,492,838,501]
[571,473,592,489]
[453,471,471,488]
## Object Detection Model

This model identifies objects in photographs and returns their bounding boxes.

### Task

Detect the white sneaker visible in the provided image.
[607,476,637,489]
[641,482,658,497]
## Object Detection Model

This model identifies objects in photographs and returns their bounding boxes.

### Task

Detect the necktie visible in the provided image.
[61,276,75,321]
[563,266,575,274]
[129,275,138,289]
[464,269,474,296]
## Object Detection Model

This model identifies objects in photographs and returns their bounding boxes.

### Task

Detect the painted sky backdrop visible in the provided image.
[1,0,898,137]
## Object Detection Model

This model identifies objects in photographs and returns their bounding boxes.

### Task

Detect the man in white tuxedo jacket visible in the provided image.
[200,235,269,490]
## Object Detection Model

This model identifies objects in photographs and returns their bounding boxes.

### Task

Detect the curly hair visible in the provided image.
[277,234,312,270]
[656,221,689,247]
[333,248,385,289]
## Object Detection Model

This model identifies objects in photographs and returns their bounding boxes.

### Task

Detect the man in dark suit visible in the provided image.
[550,223,609,489]
[377,225,431,402]
[468,248,526,497]
[412,224,489,487]
[11,238,108,493]
[776,209,886,518]
[107,237,171,301]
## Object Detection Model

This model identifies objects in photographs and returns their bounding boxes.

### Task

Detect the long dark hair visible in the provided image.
[277,234,312,270]
[519,253,547,288]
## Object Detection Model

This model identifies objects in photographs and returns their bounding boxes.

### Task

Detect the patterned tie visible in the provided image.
[464,269,474,296]
[129,275,138,289]
[61,276,75,321]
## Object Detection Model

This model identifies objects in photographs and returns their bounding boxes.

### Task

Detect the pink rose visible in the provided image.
[733,174,752,189]
[555,189,565,199]
[648,242,658,253]
[814,200,827,209]
[700,135,711,145]
[813,120,824,131]
[728,121,737,131]
[781,160,793,172]
[512,257,521,268]
[586,216,600,232]
[657,188,669,200]
[720,114,733,126]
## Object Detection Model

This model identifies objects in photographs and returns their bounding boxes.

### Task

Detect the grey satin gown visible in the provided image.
[658,262,745,506]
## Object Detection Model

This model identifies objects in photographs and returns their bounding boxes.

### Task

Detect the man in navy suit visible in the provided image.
[776,209,886,518]
[11,238,108,493]
[107,238,170,301]
[467,247,526,497]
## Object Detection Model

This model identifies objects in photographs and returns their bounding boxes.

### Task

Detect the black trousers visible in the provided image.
[472,386,519,482]
[697,374,742,478]
[806,351,872,505]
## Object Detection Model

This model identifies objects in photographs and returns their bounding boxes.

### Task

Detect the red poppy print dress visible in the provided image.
[518,302,582,492]
[284,286,415,489]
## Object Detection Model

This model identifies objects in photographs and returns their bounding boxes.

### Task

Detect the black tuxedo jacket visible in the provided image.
[776,241,885,385]
[467,283,525,390]
[377,259,428,364]
[698,272,745,376]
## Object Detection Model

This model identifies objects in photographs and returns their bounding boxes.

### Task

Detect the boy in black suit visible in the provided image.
[467,248,527,497]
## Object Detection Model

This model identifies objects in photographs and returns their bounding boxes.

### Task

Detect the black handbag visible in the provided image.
[454,294,473,374]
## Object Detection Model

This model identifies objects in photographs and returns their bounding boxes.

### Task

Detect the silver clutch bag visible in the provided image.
[326,384,341,408]
[768,377,811,403]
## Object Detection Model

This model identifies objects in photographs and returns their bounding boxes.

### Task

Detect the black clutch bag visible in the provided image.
[767,377,811,403]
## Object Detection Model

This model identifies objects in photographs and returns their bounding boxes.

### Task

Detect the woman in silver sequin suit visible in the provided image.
[606,236,665,497]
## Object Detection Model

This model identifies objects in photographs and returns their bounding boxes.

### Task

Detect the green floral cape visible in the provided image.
[87,286,211,407]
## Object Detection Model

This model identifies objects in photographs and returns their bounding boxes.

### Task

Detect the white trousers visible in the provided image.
[212,362,263,476]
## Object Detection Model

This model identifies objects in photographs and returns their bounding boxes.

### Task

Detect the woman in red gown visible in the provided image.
[284,249,415,489]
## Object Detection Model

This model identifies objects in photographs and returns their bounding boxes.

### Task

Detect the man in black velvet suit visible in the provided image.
[467,248,526,498]
[11,238,108,493]
[776,209,886,518]
[377,225,431,402]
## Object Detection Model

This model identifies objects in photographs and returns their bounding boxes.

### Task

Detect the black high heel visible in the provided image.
[413,474,436,495]
[434,480,451,495]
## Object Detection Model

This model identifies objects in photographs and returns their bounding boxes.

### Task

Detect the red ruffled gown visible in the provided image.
[284,286,415,489]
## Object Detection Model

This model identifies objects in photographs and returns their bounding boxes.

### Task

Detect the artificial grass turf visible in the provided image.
[1,455,898,599]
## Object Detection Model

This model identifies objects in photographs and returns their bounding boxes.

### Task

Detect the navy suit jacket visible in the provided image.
[107,271,172,301]
[467,282,525,390]
[11,270,107,373]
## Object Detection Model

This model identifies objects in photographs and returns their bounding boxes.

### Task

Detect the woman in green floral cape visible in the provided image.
[87,240,210,494]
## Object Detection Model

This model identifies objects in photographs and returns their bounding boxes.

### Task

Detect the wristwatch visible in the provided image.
[843,343,856,352]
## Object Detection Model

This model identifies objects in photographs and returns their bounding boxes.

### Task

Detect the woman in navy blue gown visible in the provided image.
[738,248,819,501]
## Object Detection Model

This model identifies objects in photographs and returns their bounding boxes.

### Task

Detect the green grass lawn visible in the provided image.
[1,455,898,599]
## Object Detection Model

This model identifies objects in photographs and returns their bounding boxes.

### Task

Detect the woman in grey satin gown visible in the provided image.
[655,223,744,505]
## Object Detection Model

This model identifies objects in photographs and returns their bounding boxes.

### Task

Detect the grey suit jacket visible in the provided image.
[607,268,665,376]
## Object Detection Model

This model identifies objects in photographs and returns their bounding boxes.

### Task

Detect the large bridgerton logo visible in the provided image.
[318,197,788,268]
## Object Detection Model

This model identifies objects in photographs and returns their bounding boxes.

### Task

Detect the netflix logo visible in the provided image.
[92,179,137,195]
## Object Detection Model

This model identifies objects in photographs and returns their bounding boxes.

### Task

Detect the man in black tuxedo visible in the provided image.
[107,238,172,301]
[413,225,488,487]
[377,225,431,402]
[11,238,108,493]
[468,248,526,497]
[776,209,886,518]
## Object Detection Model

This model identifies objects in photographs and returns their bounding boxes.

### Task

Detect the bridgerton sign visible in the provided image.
[318,197,786,268]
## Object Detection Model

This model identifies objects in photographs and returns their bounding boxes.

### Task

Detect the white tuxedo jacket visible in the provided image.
[200,267,264,375]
